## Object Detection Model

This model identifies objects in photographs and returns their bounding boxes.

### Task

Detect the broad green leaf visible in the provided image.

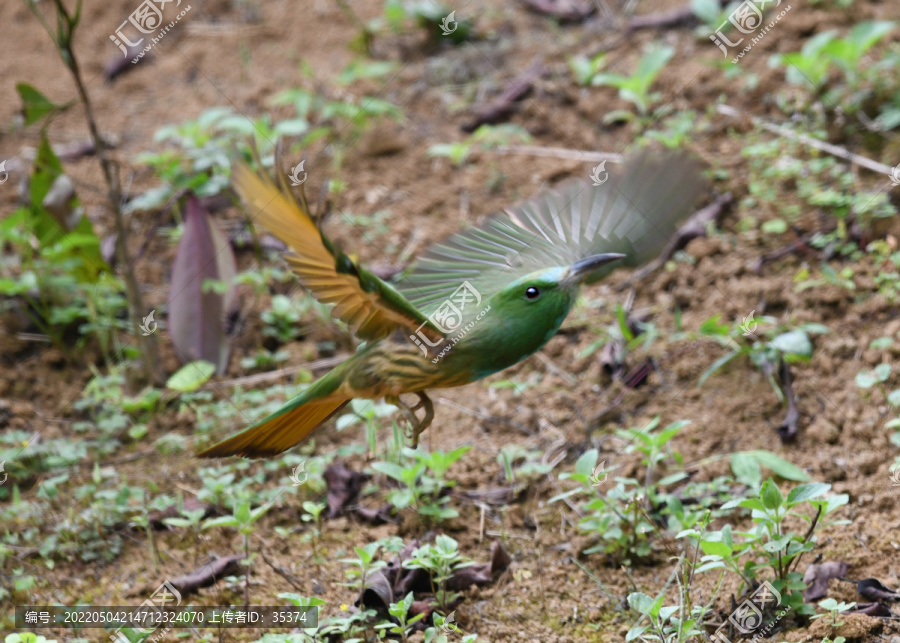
[16,83,61,126]
[746,450,809,481]
[627,592,655,615]
[761,219,788,234]
[760,478,784,510]
[771,330,812,358]
[370,461,406,483]
[731,452,762,489]
[786,482,830,505]
[166,360,216,392]
[700,541,732,557]
[574,449,599,477]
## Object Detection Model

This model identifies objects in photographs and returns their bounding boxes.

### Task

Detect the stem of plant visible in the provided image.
[243,532,250,609]
[38,0,163,386]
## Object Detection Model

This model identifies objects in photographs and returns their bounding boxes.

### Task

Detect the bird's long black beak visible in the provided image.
[564,253,626,285]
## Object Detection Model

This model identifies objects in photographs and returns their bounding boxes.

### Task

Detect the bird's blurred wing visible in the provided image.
[397,149,707,311]
[232,162,441,342]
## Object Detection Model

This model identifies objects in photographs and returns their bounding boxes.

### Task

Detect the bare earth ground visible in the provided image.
[2,0,900,641]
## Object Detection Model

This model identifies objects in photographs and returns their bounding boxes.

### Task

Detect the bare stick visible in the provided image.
[206,355,347,390]
[493,145,623,164]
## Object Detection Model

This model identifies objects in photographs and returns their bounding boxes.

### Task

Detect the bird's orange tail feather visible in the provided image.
[199,398,349,459]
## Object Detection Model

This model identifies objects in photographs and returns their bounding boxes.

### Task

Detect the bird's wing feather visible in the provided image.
[232,162,442,342]
[397,149,706,312]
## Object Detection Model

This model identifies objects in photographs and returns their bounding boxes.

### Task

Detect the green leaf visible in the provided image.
[731,452,762,489]
[856,370,878,389]
[845,20,894,56]
[202,515,239,530]
[166,360,216,392]
[574,449,599,477]
[746,450,809,481]
[370,461,406,483]
[786,482,830,505]
[691,0,720,22]
[16,83,61,126]
[771,330,813,358]
[761,219,788,234]
[277,592,328,608]
[760,478,784,510]
[627,592,655,615]
[698,349,741,386]
[700,541,733,557]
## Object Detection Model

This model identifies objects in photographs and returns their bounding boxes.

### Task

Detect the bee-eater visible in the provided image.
[199,149,706,458]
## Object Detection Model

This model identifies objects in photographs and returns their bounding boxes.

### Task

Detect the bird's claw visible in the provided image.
[387,392,434,448]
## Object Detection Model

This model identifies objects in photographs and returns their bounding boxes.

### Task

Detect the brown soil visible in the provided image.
[2,0,900,642]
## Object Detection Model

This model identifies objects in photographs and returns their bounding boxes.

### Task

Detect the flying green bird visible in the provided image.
[199,149,706,458]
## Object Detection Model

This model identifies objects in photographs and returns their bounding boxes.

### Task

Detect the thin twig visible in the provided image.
[534,352,578,386]
[206,355,347,389]
[717,104,895,176]
[493,145,623,164]
[260,550,305,591]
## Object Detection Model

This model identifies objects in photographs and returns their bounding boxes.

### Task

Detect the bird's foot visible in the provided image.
[386,392,434,448]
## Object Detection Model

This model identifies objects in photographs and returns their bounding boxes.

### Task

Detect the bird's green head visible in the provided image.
[466,253,625,373]
[494,252,626,321]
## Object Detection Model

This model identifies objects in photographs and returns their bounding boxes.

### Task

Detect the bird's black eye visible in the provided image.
[525,286,541,300]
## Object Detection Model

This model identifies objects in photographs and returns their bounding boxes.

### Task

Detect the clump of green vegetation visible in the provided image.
[742,137,896,245]
[770,21,898,127]
[584,43,675,120]
[427,123,532,168]
[371,446,470,524]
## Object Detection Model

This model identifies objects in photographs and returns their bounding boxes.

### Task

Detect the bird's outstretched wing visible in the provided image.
[232,162,442,342]
[396,149,707,312]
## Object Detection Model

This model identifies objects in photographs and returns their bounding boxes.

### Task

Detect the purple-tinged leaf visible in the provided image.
[168,196,237,374]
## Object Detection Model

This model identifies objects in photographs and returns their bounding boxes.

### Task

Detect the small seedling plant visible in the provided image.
[202,495,274,605]
[690,479,849,615]
[810,598,856,643]
[550,416,690,564]
[371,446,470,523]
[588,43,675,120]
[771,21,897,124]
[696,314,828,403]
[404,534,474,612]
